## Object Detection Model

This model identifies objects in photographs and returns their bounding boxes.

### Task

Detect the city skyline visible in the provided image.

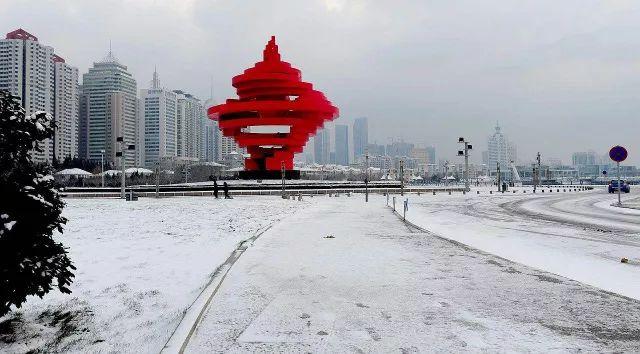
[2,1,638,165]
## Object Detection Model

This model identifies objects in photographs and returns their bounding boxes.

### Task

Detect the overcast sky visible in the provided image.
[2,0,639,165]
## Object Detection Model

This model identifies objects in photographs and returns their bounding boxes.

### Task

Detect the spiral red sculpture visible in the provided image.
[208,36,339,179]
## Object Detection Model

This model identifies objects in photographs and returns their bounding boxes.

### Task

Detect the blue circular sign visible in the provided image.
[609,145,628,162]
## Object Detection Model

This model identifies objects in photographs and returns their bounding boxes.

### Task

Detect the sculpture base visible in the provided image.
[239,170,301,180]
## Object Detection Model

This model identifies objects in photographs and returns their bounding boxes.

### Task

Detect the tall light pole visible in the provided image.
[100,149,105,188]
[536,152,541,190]
[117,137,125,199]
[281,160,286,199]
[365,149,369,202]
[457,137,472,192]
[496,161,501,192]
[117,137,135,199]
[155,161,160,199]
[399,159,405,196]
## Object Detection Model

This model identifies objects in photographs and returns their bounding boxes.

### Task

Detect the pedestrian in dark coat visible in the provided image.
[223,182,231,199]
[213,179,219,199]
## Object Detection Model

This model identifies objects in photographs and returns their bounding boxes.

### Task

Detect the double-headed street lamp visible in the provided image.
[116,137,135,199]
[457,137,472,192]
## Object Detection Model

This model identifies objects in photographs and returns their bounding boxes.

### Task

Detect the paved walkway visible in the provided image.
[185,196,640,352]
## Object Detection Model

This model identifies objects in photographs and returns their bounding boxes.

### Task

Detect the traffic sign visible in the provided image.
[602,170,607,175]
[609,146,628,163]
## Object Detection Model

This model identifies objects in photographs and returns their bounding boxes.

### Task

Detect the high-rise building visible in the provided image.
[572,151,597,166]
[487,123,516,177]
[0,29,79,163]
[78,85,89,159]
[313,128,330,164]
[335,124,349,166]
[386,140,414,157]
[174,90,205,161]
[353,117,368,159]
[81,51,138,167]
[425,146,436,165]
[367,143,386,156]
[52,55,79,161]
[220,136,243,161]
[138,69,178,167]
[203,98,220,162]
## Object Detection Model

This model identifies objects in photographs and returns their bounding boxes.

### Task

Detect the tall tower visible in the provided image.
[0,29,79,163]
[174,90,205,161]
[335,124,349,166]
[81,50,138,166]
[139,69,178,167]
[353,117,368,160]
[487,122,515,179]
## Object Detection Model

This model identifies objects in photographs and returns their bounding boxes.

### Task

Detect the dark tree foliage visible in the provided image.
[0,90,75,317]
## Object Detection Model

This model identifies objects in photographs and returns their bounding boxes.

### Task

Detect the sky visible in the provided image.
[2,0,639,165]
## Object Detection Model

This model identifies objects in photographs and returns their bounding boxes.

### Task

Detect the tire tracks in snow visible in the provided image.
[500,196,640,248]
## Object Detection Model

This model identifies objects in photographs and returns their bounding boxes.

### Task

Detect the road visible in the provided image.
[404,188,640,299]
[506,188,640,233]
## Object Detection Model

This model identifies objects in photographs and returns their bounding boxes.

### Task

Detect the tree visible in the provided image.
[0,90,75,317]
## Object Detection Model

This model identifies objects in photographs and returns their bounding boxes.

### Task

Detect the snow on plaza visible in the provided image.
[2,187,640,353]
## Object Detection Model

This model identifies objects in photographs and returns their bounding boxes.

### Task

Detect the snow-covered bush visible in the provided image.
[0,90,75,317]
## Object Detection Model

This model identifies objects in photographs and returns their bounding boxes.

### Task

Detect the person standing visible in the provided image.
[213,179,219,199]
[223,182,231,199]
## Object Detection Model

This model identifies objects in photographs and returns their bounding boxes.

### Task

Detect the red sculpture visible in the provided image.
[208,36,338,178]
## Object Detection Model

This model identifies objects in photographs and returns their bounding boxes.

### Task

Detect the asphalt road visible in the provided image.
[504,188,640,234]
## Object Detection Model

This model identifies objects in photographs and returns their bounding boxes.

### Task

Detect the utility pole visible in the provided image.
[399,159,405,196]
[117,137,135,199]
[100,149,105,188]
[536,152,541,190]
[117,137,125,199]
[457,137,472,192]
[281,160,286,199]
[155,161,160,199]
[365,149,369,202]
[444,161,449,187]
[496,161,501,192]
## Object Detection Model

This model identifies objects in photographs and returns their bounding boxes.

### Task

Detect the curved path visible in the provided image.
[505,189,640,233]
[404,190,640,299]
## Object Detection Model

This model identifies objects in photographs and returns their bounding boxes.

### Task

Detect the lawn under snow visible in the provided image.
[0,196,309,353]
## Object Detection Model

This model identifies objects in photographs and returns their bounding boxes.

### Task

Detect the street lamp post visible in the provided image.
[116,137,125,199]
[100,149,105,188]
[281,160,286,199]
[117,137,135,199]
[536,152,541,190]
[457,137,472,192]
[365,149,369,203]
[399,159,405,196]
[496,161,501,192]
[155,161,160,199]
[444,161,449,187]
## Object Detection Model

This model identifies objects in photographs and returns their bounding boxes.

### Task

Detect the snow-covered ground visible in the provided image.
[185,196,640,352]
[403,188,640,299]
[0,196,308,353]
[3,189,640,352]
